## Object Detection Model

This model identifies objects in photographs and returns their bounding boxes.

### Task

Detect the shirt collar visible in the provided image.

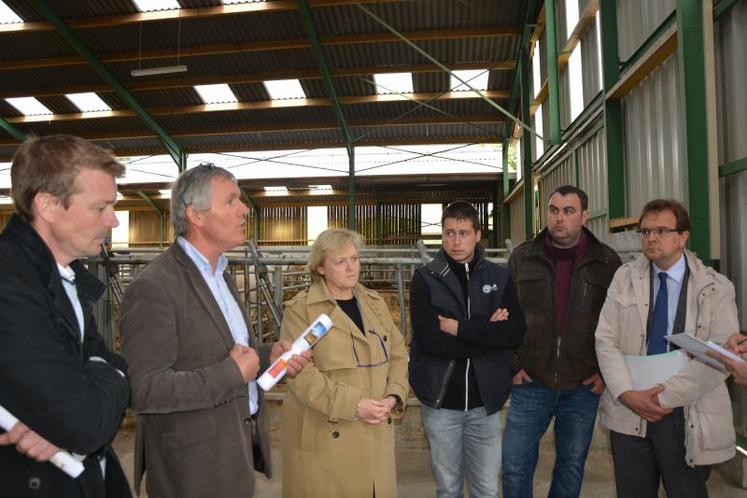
[57,263,76,284]
[177,236,228,276]
[653,253,686,284]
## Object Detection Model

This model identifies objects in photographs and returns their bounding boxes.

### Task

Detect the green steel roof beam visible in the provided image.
[600,0,625,220]
[298,0,355,230]
[544,0,561,145]
[30,0,186,171]
[677,0,717,263]
[0,117,26,142]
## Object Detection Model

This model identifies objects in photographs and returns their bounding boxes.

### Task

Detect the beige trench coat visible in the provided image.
[280,280,409,498]
[595,250,738,466]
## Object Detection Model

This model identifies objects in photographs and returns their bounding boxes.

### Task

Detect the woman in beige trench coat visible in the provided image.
[280,229,409,498]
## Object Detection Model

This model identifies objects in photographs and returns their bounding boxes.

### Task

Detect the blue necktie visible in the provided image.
[648,272,669,355]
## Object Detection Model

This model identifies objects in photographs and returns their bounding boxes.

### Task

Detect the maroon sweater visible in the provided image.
[543,230,588,335]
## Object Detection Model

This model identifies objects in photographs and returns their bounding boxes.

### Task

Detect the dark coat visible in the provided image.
[120,243,272,498]
[509,227,622,390]
[0,214,131,498]
[409,245,525,415]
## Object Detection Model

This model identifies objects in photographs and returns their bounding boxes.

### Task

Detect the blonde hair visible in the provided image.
[308,229,364,282]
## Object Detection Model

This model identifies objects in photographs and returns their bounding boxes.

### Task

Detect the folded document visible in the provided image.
[623,351,689,390]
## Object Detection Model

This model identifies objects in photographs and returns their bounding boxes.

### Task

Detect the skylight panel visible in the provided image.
[264,186,288,193]
[450,70,489,92]
[66,92,111,112]
[309,184,332,191]
[5,97,52,116]
[194,84,238,104]
[0,2,22,24]
[373,73,413,95]
[132,0,180,12]
[223,0,264,4]
[264,79,306,100]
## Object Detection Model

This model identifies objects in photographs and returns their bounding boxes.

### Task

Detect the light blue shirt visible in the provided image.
[652,253,686,351]
[57,264,84,342]
[177,237,259,415]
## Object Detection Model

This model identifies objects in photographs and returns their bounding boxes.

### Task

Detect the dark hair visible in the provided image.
[550,185,589,211]
[638,199,691,232]
[442,200,480,232]
[11,135,125,222]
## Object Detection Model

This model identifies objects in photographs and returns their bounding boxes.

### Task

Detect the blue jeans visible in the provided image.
[421,405,502,498]
[502,381,600,498]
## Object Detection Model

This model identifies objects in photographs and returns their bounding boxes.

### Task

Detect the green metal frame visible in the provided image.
[298,0,356,230]
[677,0,712,262]
[502,138,511,242]
[719,157,747,178]
[520,46,534,239]
[545,0,561,145]
[600,0,625,220]
[136,191,165,247]
[31,0,187,170]
[0,117,26,141]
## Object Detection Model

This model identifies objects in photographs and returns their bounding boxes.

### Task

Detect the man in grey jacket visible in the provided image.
[121,164,309,498]
[595,199,738,498]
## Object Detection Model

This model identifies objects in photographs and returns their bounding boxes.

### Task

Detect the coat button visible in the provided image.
[28,477,41,490]
[383,335,388,342]
[387,417,392,424]
[244,417,252,425]
[634,427,639,432]
[332,431,340,439]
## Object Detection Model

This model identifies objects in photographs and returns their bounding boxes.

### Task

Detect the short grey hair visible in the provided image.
[170,163,237,236]
[308,229,364,282]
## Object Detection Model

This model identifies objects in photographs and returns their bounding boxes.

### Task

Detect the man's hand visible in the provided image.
[437,315,459,336]
[0,422,60,463]
[619,386,672,422]
[512,369,532,385]
[726,334,747,355]
[490,308,509,322]
[270,340,312,379]
[582,373,605,395]
[229,344,260,383]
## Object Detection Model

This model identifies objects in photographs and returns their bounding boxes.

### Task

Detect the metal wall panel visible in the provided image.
[581,16,603,106]
[616,0,676,62]
[578,128,609,242]
[509,188,526,245]
[538,156,575,227]
[622,54,686,216]
[714,0,747,165]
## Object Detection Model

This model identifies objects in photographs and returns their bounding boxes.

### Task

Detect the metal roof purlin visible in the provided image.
[298,0,356,230]
[29,0,186,171]
[0,116,26,141]
[354,1,541,142]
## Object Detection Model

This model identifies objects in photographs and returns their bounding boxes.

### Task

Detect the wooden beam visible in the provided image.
[0,27,522,71]
[0,114,505,145]
[0,61,516,99]
[607,24,677,100]
[4,90,511,124]
[0,0,407,33]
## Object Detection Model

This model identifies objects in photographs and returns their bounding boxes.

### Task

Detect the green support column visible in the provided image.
[31,0,186,170]
[545,0,561,144]
[600,0,625,220]
[677,0,714,262]
[0,117,26,141]
[520,47,534,239]
[298,0,356,231]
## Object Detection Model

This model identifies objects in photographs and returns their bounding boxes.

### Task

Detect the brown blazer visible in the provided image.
[120,243,272,498]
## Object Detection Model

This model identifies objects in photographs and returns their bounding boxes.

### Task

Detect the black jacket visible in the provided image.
[0,214,131,498]
[409,245,525,415]
[509,227,622,390]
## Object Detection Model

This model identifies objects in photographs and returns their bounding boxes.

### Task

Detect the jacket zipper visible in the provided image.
[464,262,471,411]
[554,336,561,387]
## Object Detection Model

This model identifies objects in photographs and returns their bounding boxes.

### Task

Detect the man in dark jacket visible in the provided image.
[409,201,525,498]
[502,185,621,498]
[0,135,131,498]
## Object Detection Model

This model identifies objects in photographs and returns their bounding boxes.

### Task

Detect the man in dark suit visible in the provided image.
[0,135,131,498]
[120,163,309,498]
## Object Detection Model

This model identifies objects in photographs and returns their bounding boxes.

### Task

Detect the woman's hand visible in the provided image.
[356,398,392,425]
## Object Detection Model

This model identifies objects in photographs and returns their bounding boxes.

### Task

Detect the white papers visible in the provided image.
[666,333,745,372]
[0,404,84,478]
[624,351,689,390]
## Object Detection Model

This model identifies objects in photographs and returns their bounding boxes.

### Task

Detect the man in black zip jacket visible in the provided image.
[409,201,525,498]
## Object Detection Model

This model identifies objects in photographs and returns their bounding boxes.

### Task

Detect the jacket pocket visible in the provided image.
[515,272,546,307]
[691,389,735,452]
[161,411,217,452]
[579,274,610,313]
